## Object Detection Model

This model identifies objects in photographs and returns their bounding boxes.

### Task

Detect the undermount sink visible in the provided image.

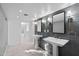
[43,37,69,47]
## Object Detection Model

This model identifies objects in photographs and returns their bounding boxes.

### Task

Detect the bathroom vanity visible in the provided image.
[33,35,43,49]
[43,37,69,56]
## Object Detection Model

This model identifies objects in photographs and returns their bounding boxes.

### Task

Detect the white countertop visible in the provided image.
[43,37,69,47]
[33,35,43,37]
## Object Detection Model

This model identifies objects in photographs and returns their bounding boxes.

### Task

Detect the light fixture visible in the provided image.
[42,19,46,23]
[33,22,37,24]
[21,22,26,25]
[67,10,73,17]
[47,5,51,14]
[19,9,22,13]
[34,14,37,18]
[17,15,19,19]
[33,14,37,20]
[24,14,28,16]
[47,17,52,23]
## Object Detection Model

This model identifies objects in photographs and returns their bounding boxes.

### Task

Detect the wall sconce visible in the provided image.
[67,10,73,17]
[67,10,75,34]
[47,17,52,23]
[42,19,46,23]
[33,22,37,25]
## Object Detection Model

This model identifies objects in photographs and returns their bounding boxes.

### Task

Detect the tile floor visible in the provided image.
[4,43,44,56]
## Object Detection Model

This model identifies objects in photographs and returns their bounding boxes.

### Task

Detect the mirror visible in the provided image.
[41,15,53,33]
[42,17,47,32]
[53,12,64,33]
[37,20,41,32]
[47,15,53,33]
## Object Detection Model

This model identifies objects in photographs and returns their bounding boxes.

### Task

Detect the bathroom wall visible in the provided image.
[36,3,79,56]
[0,4,8,56]
[8,20,21,46]
[59,3,79,56]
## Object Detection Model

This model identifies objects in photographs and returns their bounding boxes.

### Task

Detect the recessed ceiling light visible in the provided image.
[19,10,22,13]
[24,14,28,16]
[34,14,37,18]
[21,22,26,25]
[17,16,19,18]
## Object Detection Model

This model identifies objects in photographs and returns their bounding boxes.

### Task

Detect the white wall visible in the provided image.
[8,20,21,45]
[0,5,8,55]
[8,20,34,45]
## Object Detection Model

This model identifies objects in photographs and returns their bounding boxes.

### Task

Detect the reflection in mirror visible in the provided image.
[42,17,47,32]
[21,22,30,43]
[21,22,30,33]
[47,15,52,23]
[33,22,37,25]
[41,15,53,33]
[37,20,41,32]
[42,18,46,24]
[47,15,53,33]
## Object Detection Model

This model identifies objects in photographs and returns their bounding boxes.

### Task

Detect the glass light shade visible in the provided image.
[42,19,46,23]
[47,17,52,23]
[33,22,37,24]
[67,10,72,17]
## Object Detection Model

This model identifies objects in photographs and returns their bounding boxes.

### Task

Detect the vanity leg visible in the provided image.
[34,38,39,49]
[52,44,58,56]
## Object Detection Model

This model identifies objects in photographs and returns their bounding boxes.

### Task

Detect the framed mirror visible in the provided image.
[53,12,65,33]
[47,15,53,33]
[41,17,47,32]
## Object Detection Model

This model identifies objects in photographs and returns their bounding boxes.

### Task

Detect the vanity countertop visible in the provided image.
[43,37,69,47]
[33,35,43,37]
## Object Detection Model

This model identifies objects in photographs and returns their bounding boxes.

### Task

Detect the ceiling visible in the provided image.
[0,3,75,22]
